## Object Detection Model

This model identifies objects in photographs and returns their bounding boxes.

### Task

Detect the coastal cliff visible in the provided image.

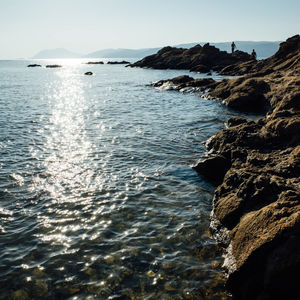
[144,35,300,299]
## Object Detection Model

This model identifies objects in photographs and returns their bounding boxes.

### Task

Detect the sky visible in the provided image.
[0,0,299,59]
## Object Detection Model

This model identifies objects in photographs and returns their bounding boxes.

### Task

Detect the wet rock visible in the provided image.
[151,76,215,94]
[84,71,93,75]
[193,155,231,184]
[27,64,42,67]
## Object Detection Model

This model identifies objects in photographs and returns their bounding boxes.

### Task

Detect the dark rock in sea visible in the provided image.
[151,75,216,93]
[85,61,104,64]
[27,64,42,67]
[193,35,300,300]
[46,65,62,68]
[193,155,231,184]
[130,43,252,72]
[84,72,93,75]
[107,61,130,64]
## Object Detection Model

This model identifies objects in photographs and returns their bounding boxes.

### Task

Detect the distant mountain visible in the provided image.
[84,48,160,58]
[32,48,81,59]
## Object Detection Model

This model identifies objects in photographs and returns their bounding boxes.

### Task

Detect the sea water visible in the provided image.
[0,59,245,299]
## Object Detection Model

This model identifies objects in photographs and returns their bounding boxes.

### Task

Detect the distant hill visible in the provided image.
[84,48,160,58]
[32,48,81,59]
[32,41,281,60]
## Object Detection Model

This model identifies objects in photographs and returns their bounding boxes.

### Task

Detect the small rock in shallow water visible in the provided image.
[27,64,41,68]
[46,65,62,68]
[84,71,93,75]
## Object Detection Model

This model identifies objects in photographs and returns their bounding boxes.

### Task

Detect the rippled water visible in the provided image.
[0,59,245,299]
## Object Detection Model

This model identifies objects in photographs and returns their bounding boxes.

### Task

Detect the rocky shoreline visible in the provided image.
[130,43,253,74]
[134,35,300,299]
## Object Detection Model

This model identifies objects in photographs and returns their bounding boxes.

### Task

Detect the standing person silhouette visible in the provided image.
[231,42,236,54]
[251,49,257,60]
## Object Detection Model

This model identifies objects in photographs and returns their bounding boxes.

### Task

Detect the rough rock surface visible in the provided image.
[130,43,252,73]
[193,35,300,299]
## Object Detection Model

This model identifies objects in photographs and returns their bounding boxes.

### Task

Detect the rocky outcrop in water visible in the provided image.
[85,61,104,65]
[130,44,252,73]
[46,65,62,68]
[27,64,42,67]
[107,61,130,64]
[192,35,300,300]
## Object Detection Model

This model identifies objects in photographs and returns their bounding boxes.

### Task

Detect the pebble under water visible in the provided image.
[0,59,247,299]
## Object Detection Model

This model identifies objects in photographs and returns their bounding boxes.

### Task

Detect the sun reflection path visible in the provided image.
[30,67,105,248]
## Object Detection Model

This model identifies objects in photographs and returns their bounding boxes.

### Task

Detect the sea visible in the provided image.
[0,59,251,299]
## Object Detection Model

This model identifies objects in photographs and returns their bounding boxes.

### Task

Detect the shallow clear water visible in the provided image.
[0,59,246,299]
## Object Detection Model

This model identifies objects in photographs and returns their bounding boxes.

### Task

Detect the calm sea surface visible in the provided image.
[0,59,247,299]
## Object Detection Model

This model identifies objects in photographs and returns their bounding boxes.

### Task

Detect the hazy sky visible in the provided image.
[0,0,299,59]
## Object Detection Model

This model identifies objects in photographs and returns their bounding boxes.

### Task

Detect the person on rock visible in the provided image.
[231,42,236,54]
[251,49,257,60]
